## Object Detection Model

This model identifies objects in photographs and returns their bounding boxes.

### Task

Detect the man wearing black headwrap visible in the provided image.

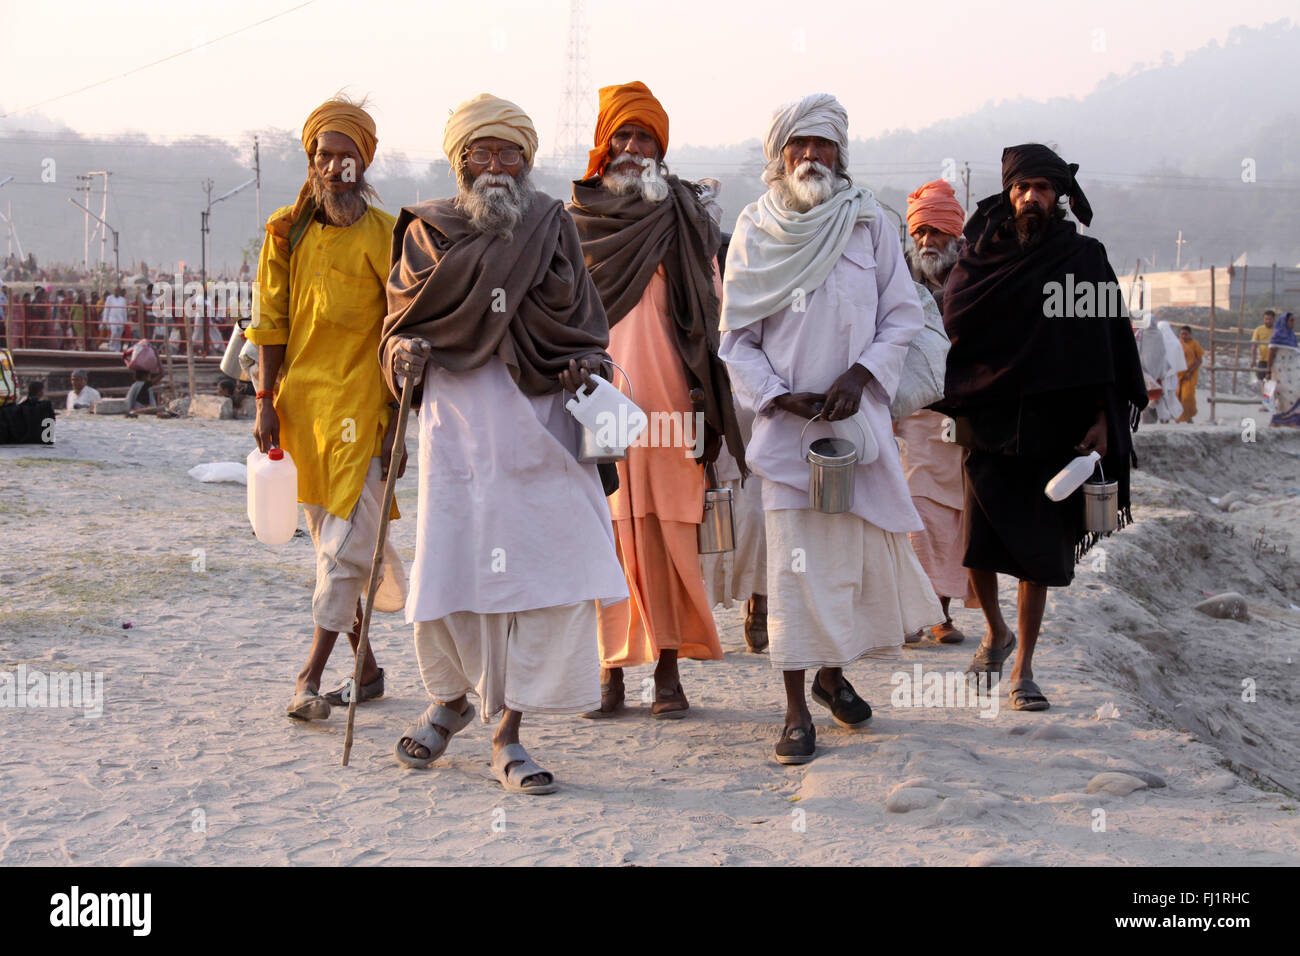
[934,143,1147,712]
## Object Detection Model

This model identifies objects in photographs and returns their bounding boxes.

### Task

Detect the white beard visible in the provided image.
[457,168,533,240]
[601,155,670,203]
[916,240,960,285]
[776,160,834,213]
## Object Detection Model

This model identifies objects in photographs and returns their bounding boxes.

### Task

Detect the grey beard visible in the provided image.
[456,167,533,240]
[774,160,834,213]
[309,168,368,227]
[916,241,960,285]
[601,155,669,203]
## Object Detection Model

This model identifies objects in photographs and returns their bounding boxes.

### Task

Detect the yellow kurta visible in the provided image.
[247,204,396,519]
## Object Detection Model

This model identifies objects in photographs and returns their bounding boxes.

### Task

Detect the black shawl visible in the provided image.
[935,204,1148,555]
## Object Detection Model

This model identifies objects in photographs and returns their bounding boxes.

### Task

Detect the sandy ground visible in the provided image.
[1,412,1298,866]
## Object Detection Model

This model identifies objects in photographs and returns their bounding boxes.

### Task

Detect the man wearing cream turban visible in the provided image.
[719,94,942,765]
[568,81,749,718]
[383,94,627,794]
[247,96,407,724]
[895,179,978,646]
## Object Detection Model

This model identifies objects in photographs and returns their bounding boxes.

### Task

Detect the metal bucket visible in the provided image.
[577,361,632,464]
[698,463,735,554]
[800,414,866,514]
[1083,479,1119,533]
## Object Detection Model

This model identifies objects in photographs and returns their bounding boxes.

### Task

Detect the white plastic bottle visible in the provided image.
[247,447,299,545]
[1044,450,1101,502]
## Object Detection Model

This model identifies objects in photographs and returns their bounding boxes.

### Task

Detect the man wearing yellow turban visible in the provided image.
[247,96,407,723]
[568,81,747,718]
[383,93,627,794]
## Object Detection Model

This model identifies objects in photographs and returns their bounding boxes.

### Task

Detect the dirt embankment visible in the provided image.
[1074,426,1300,795]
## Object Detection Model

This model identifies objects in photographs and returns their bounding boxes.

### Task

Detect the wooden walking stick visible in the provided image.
[342,373,414,766]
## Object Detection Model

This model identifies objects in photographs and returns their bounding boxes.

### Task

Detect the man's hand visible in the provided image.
[254,400,280,453]
[773,391,828,420]
[381,411,407,481]
[822,363,873,421]
[559,356,608,394]
[1074,408,1108,457]
[392,336,432,384]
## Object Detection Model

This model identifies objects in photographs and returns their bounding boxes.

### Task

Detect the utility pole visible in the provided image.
[961,161,970,213]
[76,174,93,270]
[68,198,119,283]
[253,136,261,230]
[1175,230,1187,270]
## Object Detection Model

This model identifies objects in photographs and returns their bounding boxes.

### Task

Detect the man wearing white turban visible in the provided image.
[719,94,943,765]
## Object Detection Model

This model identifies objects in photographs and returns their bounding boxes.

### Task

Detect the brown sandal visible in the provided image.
[651,681,690,719]
[582,680,625,719]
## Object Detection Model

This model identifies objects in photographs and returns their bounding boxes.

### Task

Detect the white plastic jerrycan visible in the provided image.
[565,367,648,457]
[1045,450,1101,502]
[247,446,299,546]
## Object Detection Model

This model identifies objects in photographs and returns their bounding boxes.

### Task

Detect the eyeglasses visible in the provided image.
[465,147,525,167]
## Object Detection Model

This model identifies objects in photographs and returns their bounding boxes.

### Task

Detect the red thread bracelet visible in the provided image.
[256,390,273,400]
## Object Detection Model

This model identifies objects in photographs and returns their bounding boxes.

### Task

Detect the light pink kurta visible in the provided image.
[407,357,628,624]
[896,408,973,601]
[719,217,925,534]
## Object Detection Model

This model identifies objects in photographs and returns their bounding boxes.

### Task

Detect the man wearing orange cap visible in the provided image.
[247,96,407,723]
[568,81,747,718]
[896,179,975,645]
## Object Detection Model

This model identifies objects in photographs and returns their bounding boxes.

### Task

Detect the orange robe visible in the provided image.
[596,266,723,667]
[1176,338,1205,422]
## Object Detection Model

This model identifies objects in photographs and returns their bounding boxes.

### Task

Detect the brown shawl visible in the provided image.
[380,193,611,400]
[568,175,746,472]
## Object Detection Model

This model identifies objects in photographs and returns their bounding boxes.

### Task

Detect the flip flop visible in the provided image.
[394,701,474,769]
[1008,678,1051,711]
[492,743,557,795]
[964,634,1017,675]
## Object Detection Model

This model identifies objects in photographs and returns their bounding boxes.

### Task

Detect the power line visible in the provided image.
[0,1,317,119]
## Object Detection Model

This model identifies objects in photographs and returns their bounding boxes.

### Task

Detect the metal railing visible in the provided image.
[1,300,234,357]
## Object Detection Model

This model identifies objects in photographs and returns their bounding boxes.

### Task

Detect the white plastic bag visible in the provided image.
[890,282,951,422]
[187,461,248,485]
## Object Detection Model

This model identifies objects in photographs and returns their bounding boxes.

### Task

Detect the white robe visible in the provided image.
[718,217,925,533]
[407,357,629,624]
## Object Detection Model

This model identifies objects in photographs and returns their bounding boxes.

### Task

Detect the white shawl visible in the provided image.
[720,181,878,332]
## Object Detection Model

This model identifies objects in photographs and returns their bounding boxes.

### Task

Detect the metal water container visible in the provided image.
[1083,478,1119,533]
[698,463,735,553]
[800,415,866,514]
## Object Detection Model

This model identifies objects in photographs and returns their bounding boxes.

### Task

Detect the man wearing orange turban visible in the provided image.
[569,81,748,717]
[897,178,976,647]
[247,96,407,723]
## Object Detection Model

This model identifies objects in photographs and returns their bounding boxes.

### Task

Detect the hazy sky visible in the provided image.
[1,0,1294,167]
